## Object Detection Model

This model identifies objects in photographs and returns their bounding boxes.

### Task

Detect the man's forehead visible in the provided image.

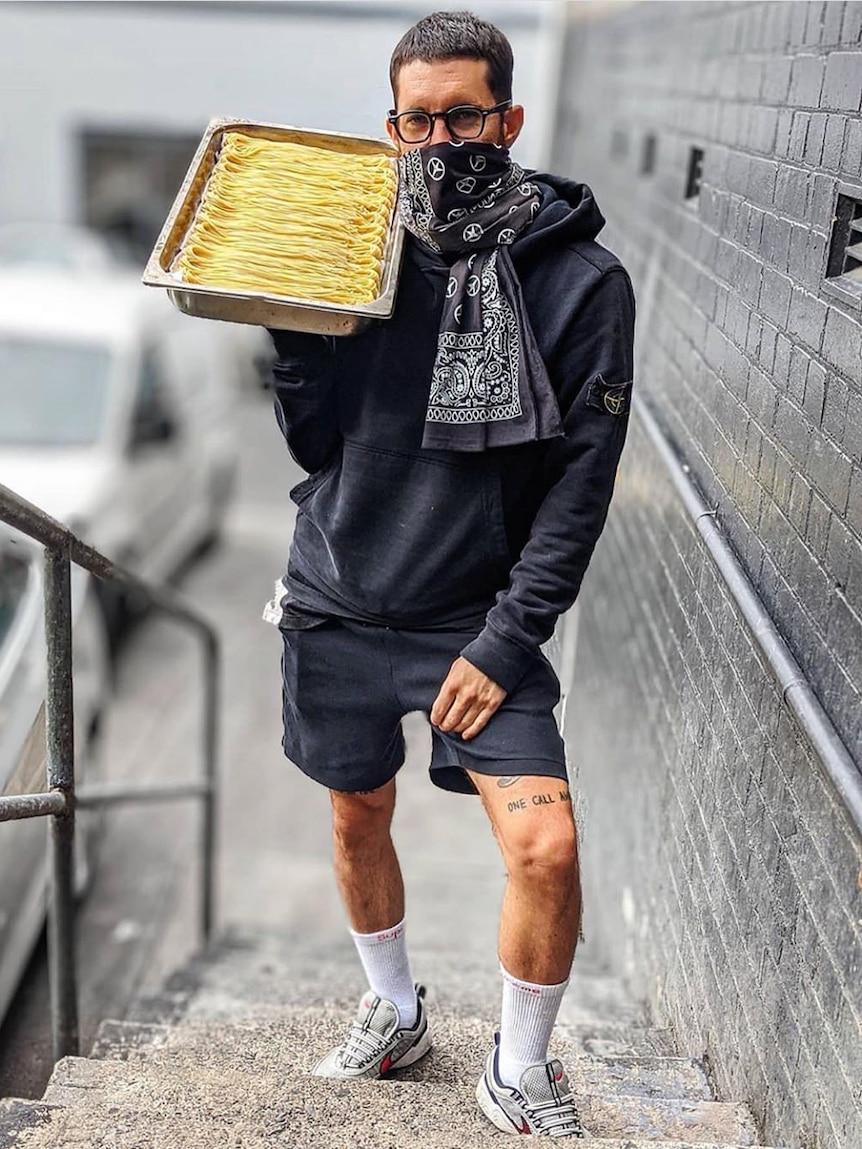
[392,56,493,102]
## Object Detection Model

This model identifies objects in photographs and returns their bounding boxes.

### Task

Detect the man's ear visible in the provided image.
[502,104,524,149]
[385,117,402,152]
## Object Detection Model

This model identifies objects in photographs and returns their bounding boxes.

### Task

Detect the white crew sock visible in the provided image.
[497,963,569,1087]
[349,918,417,1028]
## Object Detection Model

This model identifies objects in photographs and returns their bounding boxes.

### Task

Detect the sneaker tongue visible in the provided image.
[520,1059,570,1103]
[355,992,399,1037]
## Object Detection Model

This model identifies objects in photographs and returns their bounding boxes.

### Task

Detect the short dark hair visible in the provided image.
[389,10,514,105]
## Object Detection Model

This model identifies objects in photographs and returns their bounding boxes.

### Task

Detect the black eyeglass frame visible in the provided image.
[387,100,513,143]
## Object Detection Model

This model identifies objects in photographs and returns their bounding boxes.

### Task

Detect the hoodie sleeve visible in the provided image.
[268,328,340,474]
[460,267,635,693]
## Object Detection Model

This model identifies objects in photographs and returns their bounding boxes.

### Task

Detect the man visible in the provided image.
[266,9,634,1138]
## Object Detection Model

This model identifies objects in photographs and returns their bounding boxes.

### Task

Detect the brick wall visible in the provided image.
[549,3,862,1147]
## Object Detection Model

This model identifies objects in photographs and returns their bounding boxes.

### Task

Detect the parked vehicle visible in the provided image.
[0,263,241,637]
[0,525,110,1024]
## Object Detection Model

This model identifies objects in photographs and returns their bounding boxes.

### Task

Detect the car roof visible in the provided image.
[0,267,175,349]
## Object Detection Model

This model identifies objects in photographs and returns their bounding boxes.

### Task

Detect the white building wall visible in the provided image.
[0,1,547,227]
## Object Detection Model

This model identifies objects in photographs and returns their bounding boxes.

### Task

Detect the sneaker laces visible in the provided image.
[338,1022,391,1068]
[335,992,401,1069]
[518,1061,587,1138]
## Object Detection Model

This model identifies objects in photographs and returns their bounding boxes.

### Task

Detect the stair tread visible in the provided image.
[90,1014,712,1099]
[38,1055,761,1146]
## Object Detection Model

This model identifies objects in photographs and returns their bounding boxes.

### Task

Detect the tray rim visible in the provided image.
[141,116,403,320]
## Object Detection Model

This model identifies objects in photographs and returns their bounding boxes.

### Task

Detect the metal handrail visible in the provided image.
[634,395,862,845]
[0,480,220,1061]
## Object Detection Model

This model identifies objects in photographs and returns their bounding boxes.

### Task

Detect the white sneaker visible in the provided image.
[312,983,431,1079]
[476,1032,589,1137]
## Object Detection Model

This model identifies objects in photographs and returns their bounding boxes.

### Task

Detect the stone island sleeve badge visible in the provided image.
[586,374,632,417]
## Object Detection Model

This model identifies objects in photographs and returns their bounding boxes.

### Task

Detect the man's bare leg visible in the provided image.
[468,771,581,982]
[468,767,584,1112]
[330,779,403,932]
[312,783,429,1077]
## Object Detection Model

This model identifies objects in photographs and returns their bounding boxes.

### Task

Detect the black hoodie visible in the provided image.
[270,174,636,693]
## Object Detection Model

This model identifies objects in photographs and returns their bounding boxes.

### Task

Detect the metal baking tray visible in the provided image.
[142,118,404,336]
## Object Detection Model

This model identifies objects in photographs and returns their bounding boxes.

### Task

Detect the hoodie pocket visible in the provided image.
[291,440,511,620]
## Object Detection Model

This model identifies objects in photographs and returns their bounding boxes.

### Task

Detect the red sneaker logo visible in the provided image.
[555,1070,564,1082]
[516,1118,530,1134]
[380,1054,393,1076]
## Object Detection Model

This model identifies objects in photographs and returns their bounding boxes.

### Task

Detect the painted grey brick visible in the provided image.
[775,163,810,220]
[844,115,862,175]
[823,306,862,379]
[784,347,808,407]
[789,109,811,160]
[774,106,795,156]
[749,155,781,206]
[765,1,794,50]
[805,1,828,47]
[759,265,794,326]
[788,287,829,352]
[804,110,829,164]
[808,430,853,511]
[826,515,859,590]
[809,172,838,228]
[790,53,826,105]
[761,55,793,102]
[821,113,848,169]
[824,1,850,47]
[842,2,862,44]
[821,49,862,109]
[807,488,834,559]
[774,395,813,462]
[847,466,862,535]
[804,359,828,424]
[788,471,813,534]
[843,387,862,462]
[821,373,851,444]
[789,1,812,48]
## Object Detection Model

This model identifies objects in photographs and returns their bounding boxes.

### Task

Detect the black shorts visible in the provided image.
[279,619,567,795]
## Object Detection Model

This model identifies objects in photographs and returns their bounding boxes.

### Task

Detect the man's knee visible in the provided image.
[330,780,396,850]
[498,812,580,889]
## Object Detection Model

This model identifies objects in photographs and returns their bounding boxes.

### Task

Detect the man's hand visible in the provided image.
[430,657,507,741]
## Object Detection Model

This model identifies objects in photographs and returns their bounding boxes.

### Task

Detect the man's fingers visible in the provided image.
[437,698,473,732]
[430,681,457,726]
[431,657,507,736]
[460,708,494,741]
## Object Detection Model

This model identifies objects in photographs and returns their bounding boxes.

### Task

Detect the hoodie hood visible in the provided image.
[406,172,606,276]
[510,174,606,263]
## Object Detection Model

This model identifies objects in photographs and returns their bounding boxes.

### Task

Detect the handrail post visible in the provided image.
[200,629,218,943]
[44,544,80,1060]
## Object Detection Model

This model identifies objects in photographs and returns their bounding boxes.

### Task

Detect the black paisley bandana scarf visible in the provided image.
[397,141,563,452]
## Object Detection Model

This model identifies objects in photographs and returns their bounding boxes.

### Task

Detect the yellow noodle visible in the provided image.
[175,133,397,305]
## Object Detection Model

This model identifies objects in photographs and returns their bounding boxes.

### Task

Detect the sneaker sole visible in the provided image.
[477,1074,591,1139]
[385,1025,433,1075]
[476,1074,527,1135]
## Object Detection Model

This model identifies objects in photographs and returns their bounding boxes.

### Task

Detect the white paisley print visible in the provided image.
[426,251,522,425]
[397,141,562,450]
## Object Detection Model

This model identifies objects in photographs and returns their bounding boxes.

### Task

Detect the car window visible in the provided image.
[130,344,179,435]
[0,337,113,446]
[0,548,31,652]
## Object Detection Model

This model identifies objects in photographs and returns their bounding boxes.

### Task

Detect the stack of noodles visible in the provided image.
[175,132,397,305]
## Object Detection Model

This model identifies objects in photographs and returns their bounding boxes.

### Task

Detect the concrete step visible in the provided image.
[0,1099,59,1149]
[91,1015,712,1101]
[126,929,645,1031]
[35,1053,764,1147]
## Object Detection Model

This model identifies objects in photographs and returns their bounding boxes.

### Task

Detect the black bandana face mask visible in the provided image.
[397,142,562,452]
[397,141,536,253]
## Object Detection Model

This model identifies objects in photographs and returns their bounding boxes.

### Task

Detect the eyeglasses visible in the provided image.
[387,101,512,144]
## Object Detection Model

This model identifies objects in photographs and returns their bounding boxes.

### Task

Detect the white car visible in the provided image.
[0,525,110,1024]
[0,264,240,635]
